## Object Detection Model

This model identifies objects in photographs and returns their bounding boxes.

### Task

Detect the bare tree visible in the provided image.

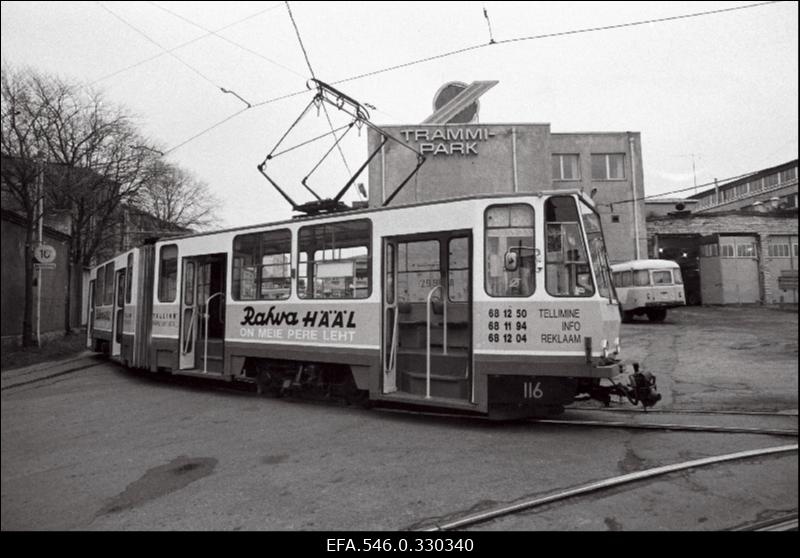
[136,160,221,231]
[1,65,158,341]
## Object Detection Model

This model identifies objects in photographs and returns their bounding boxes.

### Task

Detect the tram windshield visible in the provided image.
[579,200,614,301]
[544,197,594,297]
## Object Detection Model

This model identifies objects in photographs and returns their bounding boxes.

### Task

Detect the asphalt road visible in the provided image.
[1,306,797,531]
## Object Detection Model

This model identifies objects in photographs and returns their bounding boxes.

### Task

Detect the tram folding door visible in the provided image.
[111,269,126,357]
[382,231,472,400]
[180,259,197,369]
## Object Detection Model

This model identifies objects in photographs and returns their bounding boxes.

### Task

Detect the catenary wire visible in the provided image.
[285,1,353,178]
[147,1,307,80]
[165,1,784,153]
[88,2,284,86]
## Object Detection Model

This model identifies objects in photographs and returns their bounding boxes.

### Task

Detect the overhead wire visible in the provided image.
[285,1,354,181]
[146,1,307,81]
[97,2,221,91]
[162,0,785,153]
[88,2,284,86]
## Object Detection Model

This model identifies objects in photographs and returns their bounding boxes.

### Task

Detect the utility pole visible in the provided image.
[36,158,44,347]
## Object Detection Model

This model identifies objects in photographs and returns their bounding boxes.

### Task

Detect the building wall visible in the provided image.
[690,160,798,213]
[549,132,646,263]
[1,210,80,343]
[367,125,646,264]
[648,212,799,304]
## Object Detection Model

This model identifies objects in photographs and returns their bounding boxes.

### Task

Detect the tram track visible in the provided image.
[416,443,798,531]
[0,361,105,391]
[530,418,798,438]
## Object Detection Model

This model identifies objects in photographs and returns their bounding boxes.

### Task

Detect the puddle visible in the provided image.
[97,456,217,516]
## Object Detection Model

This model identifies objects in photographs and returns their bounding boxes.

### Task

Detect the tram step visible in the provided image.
[200,356,224,373]
[397,350,469,377]
[400,371,470,400]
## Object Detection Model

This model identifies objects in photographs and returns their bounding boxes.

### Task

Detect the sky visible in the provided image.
[2,1,798,229]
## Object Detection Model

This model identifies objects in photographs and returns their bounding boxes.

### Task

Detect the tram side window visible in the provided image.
[125,253,134,303]
[103,263,115,305]
[232,229,291,300]
[485,204,535,297]
[298,220,371,299]
[544,197,594,297]
[95,266,105,307]
[673,268,683,284]
[158,244,178,303]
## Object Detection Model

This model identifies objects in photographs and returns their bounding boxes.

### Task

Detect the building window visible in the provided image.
[158,244,178,303]
[750,178,762,191]
[779,167,797,183]
[611,215,620,223]
[591,154,625,180]
[545,196,594,297]
[232,229,292,300]
[298,220,371,299]
[485,204,535,297]
[768,241,791,258]
[736,243,756,258]
[720,243,735,258]
[552,154,580,181]
[700,244,719,258]
[764,173,779,188]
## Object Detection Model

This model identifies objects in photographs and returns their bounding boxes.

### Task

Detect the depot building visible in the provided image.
[367,81,647,264]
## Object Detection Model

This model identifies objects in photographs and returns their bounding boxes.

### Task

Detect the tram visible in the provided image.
[86,79,659,418]
[86,190,660,418]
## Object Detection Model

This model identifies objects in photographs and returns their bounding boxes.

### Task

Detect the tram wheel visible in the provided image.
[646,308,667,322]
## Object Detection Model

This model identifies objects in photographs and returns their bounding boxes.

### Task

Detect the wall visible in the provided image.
[1,210,81,343]
[550,132,646,263]
[648,212,799,304]
[368,124,551,207]
[367,124,647,264]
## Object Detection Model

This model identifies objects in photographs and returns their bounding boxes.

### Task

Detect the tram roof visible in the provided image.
[611,259,681,272]
[156,189,594,243]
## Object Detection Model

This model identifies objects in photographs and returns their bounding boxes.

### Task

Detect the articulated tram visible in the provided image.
[87,190,660,418]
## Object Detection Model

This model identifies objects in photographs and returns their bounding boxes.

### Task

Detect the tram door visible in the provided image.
[180,254,227,372]
[111,269,126,357]
[382,231,472,400]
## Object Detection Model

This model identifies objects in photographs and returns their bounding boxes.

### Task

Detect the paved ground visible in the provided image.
[1,306,797,531]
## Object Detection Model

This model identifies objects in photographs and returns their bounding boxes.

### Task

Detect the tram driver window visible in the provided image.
[485,204,535,297]
[544,197,594,297]
[232,229,291,300]
[298,220,371,299]
[157,244,178,303]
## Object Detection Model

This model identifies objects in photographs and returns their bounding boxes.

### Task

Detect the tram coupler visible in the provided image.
[582,362,661,410]
[615,363,661,410]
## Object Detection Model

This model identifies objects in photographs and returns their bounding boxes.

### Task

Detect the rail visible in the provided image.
[425,285,448,399]
[203,292,225,374]
[420,443,798,531]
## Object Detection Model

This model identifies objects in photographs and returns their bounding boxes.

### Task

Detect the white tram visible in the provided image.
[611,259,686,323]
[87,190,660,418]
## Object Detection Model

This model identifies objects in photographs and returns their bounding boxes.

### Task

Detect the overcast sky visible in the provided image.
[2,1,797,228]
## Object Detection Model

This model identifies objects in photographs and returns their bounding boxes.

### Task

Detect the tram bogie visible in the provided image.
[85,190,660,419]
